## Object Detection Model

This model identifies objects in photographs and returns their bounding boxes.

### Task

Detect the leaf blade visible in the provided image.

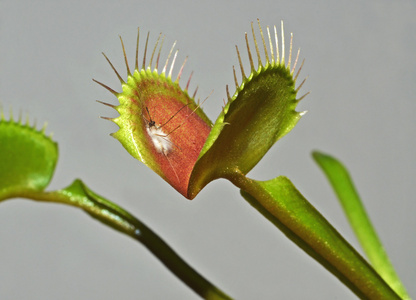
[0,118,58,200]
[312,150,410,299]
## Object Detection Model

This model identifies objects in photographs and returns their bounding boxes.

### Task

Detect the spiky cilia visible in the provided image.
[188,20,308,198]
[96,21,307,200]
[95,29,212,198]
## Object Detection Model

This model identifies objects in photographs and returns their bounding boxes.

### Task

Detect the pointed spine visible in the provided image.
[102,53,125,84]
[96,100,116,108]
[156,35,165,70]
[192,86,198,99]
[274,25,280,63]
[235,45,246,80]
[233,66,239,89]
[251,22,262,67]
[93,79,119,96]
[119,36,131,76]
[292,48,301,75]
[267,26,275,64]
[168,50,179,79]
[142,31,150,69]
[245,33,255,72]
[294,59,305,82]
[135,28,140,71]
[257,19,270,64]
[149,32,162,69]
[162,41,176,74]
[296,77,307,93]
[176,56,188,83]
[288,33,293,70]
[281,21,285,65]
[185,71,193,91]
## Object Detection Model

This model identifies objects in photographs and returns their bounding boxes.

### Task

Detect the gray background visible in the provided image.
[0,1,415,299]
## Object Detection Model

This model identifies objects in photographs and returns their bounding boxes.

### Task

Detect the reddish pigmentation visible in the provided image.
[142,98,211,196]
[96,30,213,198]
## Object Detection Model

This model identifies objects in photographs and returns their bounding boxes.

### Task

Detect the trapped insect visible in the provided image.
[143,106,174,156]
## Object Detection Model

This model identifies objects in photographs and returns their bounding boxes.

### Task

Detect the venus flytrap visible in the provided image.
[0,20,410,299]
[95,30,212,197]
[95,21,307,199]
[95,20,406,299]
[188,21,307,197]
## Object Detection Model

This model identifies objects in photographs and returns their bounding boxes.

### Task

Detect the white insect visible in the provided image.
[142,106,181,183]
[144,107,173,155]
[141,100,208,184]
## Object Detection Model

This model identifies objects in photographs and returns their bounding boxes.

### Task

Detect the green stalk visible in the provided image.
[2,180,231,300]
[228,171,401,299]
[312,151,410,300]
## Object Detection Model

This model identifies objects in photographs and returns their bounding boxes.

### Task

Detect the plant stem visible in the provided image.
[228,171,401,299]
[3,180,231,300]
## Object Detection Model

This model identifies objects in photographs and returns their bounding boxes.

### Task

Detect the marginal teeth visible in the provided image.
[229,20,307,104]
[162,41,176,74]
[96,100,116,108]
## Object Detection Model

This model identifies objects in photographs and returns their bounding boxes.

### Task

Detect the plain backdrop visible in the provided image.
[0,1,415,299]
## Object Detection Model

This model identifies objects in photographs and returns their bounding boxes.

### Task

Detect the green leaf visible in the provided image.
[234,174,400,299]
[312,150,410,300]
[0,114,58,200]
[189,21,307,198]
